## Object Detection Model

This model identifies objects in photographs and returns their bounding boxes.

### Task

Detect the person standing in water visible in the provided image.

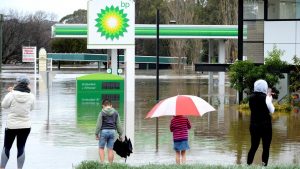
[0,75,35,169]
[170,115,191,164]
[95,99,123,163]
[247,79,275,166]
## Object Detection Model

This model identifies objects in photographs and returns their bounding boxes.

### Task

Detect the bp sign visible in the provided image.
[87,0,135,49]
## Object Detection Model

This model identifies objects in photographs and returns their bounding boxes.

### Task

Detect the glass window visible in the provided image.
[243,21,264,42]
[243,43,264,63]
[244,0,265,19]
[268,0,300,19]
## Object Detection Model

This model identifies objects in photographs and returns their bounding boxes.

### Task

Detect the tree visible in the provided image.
[187,39,202,64]
[51,39,87,53]
[289,56,300,92]
[218,0,238,63]
[135,0,168,56]
[229,46,288,102]
[1,1,241,64]
[2,10,55,63]
[51,10,89,54]
[135,0,166,24]
[59,9,87,24]
[196,0,221,25]
[165,0,196,71]
[229,60,258,95]
[264,46,288,91]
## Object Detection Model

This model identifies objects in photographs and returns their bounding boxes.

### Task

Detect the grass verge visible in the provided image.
[75,161,300,169]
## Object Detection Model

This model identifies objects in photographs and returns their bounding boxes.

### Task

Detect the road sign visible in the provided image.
[22,46,36,62]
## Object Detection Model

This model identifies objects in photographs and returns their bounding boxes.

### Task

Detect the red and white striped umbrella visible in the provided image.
[146,95,215,118]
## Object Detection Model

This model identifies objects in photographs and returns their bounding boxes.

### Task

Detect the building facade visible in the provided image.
[243,0,300,64]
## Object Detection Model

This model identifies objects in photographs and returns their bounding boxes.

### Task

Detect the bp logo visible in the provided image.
[95,6,129,40]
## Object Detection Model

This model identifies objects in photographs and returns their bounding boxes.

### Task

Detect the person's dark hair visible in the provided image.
[102,99,112,106]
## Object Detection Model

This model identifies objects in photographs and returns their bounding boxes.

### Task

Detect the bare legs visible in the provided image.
[99,148,105,163]
[175,151,180,164]
[181,150,186,164]
[99,148,114,164]
[107,149,114,163]
[175,150,186,164]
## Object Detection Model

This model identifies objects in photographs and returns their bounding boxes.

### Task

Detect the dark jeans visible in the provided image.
[3,128,31,158]
[247,123,272,166]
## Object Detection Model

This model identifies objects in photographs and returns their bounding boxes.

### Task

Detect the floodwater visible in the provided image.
[0,67,300,169]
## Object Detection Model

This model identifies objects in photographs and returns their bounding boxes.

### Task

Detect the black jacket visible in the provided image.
[249,92,272,125]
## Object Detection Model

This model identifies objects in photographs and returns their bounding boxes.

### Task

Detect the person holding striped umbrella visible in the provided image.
[170,115,191,164]
[146,95,215,164]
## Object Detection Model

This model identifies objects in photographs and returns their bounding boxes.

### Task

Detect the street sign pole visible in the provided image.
[0,14,3,73]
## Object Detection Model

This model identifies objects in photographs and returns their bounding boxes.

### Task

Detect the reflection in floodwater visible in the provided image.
[0,70,300,168]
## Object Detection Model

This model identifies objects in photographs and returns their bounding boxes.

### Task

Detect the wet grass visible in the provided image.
[75,161,300,169]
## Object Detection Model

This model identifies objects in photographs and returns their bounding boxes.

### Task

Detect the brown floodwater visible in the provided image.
[0,69,299,169]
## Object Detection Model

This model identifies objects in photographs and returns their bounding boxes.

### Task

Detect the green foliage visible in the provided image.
[75,161,300,169]
[135,0,167,24]
[51,39,87,53]
[75,161,102,169]
[59,9,87,24]
[51,10,88,54]
[75,161,130,169]
[1,11,54,63]
[195,0,221,24]
[239,102,291,113]
[135,1,169,56]
[289,56,300,92]
[228,60,257,94]
[228,46,288,99]
[264,46,288,87]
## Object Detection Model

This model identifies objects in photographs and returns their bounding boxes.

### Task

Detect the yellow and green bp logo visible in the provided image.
[95,6,129,40]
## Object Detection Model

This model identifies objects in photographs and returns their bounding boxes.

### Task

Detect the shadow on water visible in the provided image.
[0,69,300,168]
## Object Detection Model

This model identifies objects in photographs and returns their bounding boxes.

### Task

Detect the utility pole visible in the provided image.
[0,14,3,73]
[155,9,160,152]
[238,0,243,61]
[238,0,244,103]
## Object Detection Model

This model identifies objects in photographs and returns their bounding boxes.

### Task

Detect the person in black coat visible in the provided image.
[247,79,275,166]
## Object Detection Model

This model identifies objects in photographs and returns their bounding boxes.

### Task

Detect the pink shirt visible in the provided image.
[170,116,191,141]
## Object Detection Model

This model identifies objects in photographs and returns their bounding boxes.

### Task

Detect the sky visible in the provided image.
[0,0,89,20]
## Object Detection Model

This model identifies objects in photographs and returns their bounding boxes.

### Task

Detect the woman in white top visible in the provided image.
[0,75,35,169]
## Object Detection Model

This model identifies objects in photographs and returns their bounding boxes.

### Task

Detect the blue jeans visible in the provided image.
[98,129,115,149]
